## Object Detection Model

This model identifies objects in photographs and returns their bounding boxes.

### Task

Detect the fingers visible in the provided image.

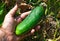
[16,25,40,41]
[16,11,31,23]
[7,4,18,16]
[30,25,40,34]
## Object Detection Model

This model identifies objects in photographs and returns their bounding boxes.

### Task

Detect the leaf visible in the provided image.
[0,3,6,15]
[0,3,6,25]
[0,9,4,15]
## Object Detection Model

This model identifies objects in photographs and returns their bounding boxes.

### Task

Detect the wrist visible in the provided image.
[0,28,5,38]
[0,28,14,41]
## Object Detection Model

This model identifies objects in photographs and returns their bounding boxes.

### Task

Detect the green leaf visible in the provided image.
[0,3,6,25]
[0,3,6,15]
[0,9,4,15]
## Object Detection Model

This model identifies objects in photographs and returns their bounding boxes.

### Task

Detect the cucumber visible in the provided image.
[15,5,45,35]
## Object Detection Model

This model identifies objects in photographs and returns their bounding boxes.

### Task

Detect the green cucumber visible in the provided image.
[15,5,45,35]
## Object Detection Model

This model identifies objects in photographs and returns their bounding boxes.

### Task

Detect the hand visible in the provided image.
[0,4,40,41]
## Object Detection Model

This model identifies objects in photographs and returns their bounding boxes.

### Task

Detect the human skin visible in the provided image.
[0,4,40,41]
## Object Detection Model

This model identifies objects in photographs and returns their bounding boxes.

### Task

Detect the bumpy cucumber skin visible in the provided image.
[15,5,45,35]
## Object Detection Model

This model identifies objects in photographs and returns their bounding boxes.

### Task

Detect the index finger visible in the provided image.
[16,11,31,23]
[7,4,18,16]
